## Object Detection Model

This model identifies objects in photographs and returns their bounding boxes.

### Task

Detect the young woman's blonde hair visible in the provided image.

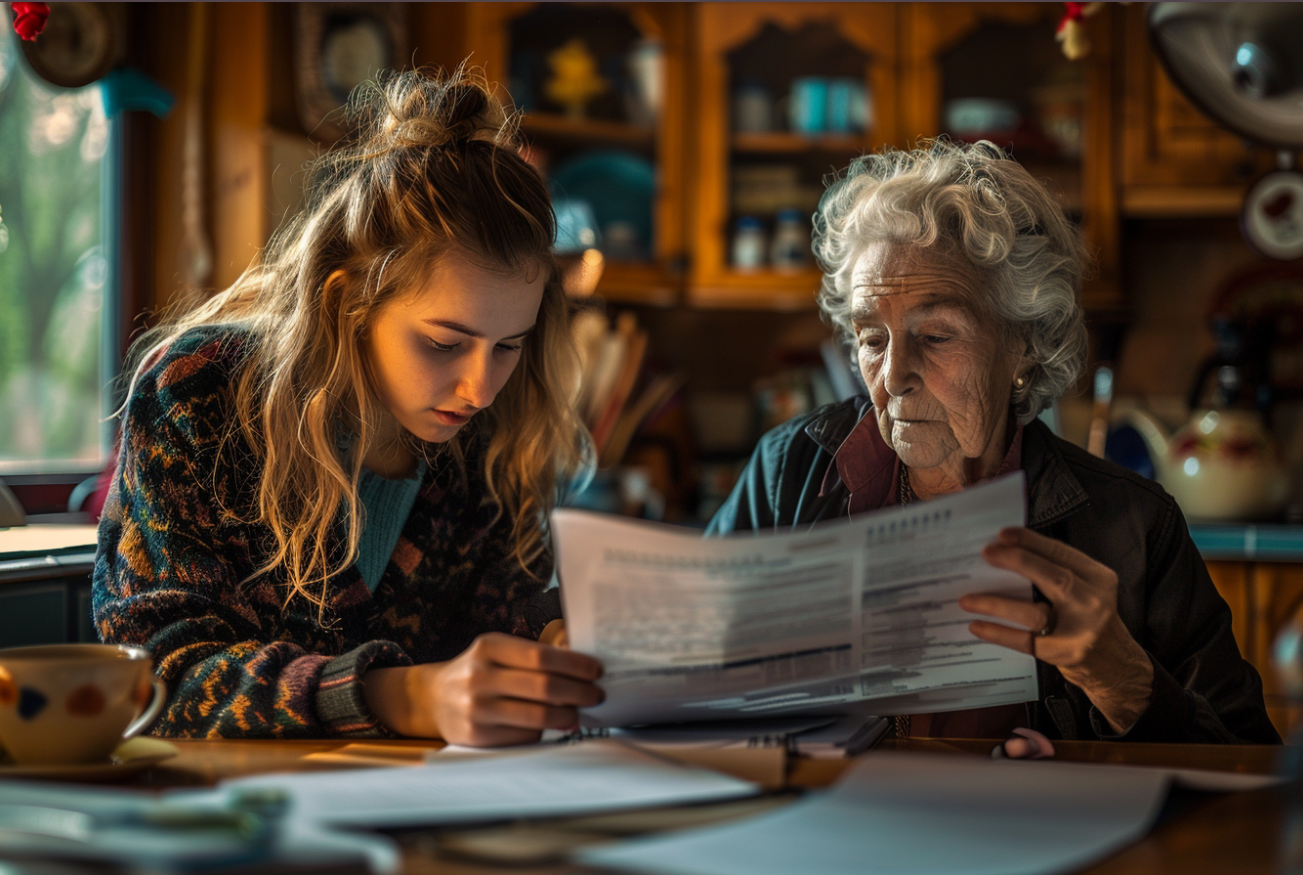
[123,65,591,612]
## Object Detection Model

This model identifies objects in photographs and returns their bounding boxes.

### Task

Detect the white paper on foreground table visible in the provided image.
[555,473,1038,727]
[218,739,759,829]
[581,752,1236,875]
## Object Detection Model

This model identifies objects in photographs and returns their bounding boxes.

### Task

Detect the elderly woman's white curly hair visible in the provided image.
[812,139,1089,424]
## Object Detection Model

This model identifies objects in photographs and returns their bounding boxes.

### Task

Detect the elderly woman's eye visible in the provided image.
[923,335,951,345]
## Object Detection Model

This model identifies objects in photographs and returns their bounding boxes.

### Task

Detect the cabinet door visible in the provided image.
[468,2,688,305]
[1249,562,1303,739]
[900,2,1120,310]
[686,2,899,309]
[1208,559,1303,740]
[1118,3,1274,217]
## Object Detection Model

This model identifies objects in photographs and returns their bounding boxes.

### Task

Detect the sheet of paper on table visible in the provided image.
[554,472,1037,728]
[580,752,1280,875]
[218,739,759,829]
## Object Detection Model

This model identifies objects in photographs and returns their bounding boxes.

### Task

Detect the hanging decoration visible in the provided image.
[1056,2,1103,60]
[9,2,49,41]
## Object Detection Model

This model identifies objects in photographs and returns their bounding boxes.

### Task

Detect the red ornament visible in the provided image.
[10,2,49,42]
[1057,2,1088,34]
[1056,2,1102,61]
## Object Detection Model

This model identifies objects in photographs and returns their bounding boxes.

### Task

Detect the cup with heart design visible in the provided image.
[0,643,167,765]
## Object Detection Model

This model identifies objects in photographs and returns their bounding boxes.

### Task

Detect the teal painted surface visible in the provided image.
[1190,525,1303,562]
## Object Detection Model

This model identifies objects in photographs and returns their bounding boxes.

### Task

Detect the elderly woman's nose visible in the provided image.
[882,338,919,396]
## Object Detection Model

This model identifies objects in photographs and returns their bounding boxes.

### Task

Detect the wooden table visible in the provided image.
[106,737,1288,874]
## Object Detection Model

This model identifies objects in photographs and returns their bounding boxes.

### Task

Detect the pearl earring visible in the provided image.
[1014,376,1026,389]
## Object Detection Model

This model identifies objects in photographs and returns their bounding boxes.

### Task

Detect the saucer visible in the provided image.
[0,737,178,782]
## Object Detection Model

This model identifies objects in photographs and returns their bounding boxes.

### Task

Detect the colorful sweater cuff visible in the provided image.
[315,640,413,737]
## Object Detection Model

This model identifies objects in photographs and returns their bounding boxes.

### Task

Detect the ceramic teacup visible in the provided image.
[0,643,167,765]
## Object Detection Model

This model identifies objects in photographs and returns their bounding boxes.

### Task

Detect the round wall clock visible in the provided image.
[1243,168,1303,261]
[20,1,119,89]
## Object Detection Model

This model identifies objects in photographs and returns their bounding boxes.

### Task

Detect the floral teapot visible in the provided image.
[1121,407,1289,522]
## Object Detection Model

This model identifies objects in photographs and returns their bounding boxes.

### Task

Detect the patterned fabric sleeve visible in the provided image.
[93,335,411,738]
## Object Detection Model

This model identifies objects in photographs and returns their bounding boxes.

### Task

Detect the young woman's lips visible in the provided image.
[433,409,473,426]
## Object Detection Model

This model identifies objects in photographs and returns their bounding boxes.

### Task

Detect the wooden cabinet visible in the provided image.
[463,2,1125,312]
[899,2,1120,309]
[1207,560,1303,739]
[185,3,1284,314]
[1117,3,1276,218]
[467,2,689,305]
[685,3,900,309]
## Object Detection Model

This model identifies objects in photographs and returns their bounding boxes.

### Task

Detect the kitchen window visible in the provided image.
[0,23,118,477]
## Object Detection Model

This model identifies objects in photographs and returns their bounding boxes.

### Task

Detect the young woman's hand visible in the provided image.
[538,619,569,648]
[363,632,603,746]
[959,527,1154,735]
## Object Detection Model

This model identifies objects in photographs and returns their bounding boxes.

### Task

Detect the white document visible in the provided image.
[581,752,1185,875]
[218,739,758,829]
[555,473,1038,727]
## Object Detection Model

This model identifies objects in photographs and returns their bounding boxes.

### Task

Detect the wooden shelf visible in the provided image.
[688,269,824,310]
[521,113,656,149]
[731,132,868,155]
[1121,186,1245,218]
[594,262,682,307]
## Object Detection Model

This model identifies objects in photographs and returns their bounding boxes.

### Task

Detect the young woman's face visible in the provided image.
[364,254,546,446]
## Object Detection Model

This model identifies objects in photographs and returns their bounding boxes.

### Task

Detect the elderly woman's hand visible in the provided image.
[958,527,1154,735]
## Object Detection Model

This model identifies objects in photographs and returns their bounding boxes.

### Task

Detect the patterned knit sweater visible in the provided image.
[93,327,561,738]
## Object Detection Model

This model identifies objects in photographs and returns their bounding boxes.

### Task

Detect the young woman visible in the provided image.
[94,68,603,747]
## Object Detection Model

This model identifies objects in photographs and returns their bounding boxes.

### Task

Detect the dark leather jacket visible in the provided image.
[708,399,1280,744]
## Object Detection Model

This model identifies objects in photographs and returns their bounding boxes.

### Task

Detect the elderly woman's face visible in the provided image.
[851,243,1023,485]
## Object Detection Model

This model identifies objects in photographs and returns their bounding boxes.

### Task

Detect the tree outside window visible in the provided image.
[0,24,109,474]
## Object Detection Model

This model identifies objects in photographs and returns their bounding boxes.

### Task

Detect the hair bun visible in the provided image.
[354,66,516,153]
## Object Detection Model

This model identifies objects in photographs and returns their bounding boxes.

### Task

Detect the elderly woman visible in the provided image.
[708,140,1279,747]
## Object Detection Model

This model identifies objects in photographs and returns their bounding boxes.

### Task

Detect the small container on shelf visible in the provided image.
[731,216,767,272]
[769,209,809,271]
[732,80,774,133]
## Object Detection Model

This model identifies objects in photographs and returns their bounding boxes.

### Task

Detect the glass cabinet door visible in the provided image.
[468,2,687,305]
[687,3,900,310]
[900,2,1120,309]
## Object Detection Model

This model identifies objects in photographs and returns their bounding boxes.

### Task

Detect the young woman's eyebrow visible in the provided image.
[422,319,536,340]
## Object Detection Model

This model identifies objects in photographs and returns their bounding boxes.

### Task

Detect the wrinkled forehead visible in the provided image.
[850,242,981,301]
[848,243,993,327]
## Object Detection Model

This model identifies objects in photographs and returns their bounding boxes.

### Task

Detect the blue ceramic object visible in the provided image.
[550,151,655,258]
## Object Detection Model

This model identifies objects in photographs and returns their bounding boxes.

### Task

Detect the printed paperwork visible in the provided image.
[555,472,1038,727]
[219,739,759,829]
[580,752,1281,875]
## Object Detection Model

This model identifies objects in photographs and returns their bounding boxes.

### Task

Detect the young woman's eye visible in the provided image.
[495,342,523,354]
[429,339,460,353]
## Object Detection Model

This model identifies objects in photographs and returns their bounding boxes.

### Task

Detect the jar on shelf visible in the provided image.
[732,80,773,133]
[731,216,766,271]
[769,209,809,271]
